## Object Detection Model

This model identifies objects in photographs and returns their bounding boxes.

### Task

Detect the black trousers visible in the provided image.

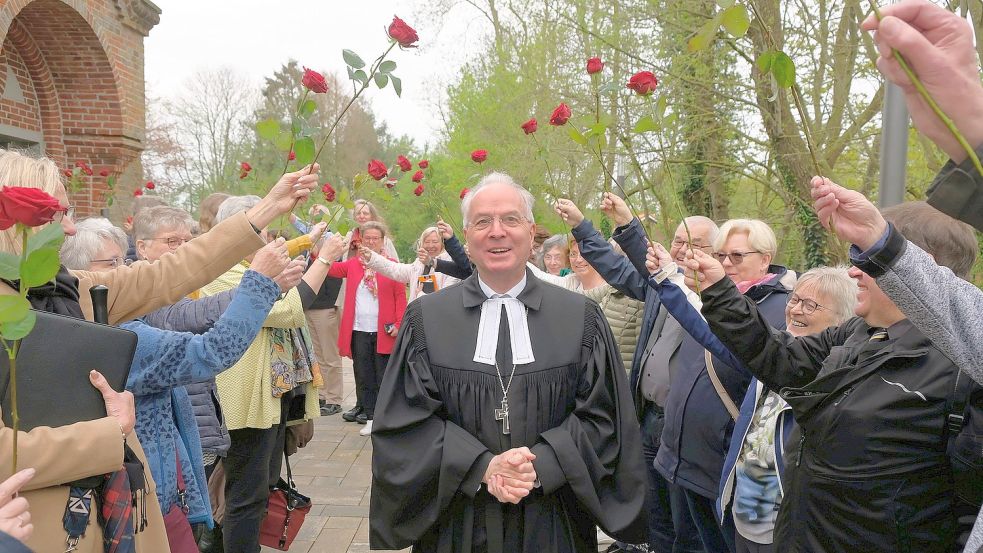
[222,393,291,553]
[351,330,390,418]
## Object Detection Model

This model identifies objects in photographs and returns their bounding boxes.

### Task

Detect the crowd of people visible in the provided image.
[0,1,981,552]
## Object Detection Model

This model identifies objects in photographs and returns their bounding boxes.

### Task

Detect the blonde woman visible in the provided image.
[364,222,460,302]
[345,199,399,261]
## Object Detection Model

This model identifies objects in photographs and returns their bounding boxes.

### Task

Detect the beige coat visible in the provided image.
[0,212,264,553]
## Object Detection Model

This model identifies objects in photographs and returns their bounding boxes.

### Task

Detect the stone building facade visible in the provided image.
[0,0,159,215]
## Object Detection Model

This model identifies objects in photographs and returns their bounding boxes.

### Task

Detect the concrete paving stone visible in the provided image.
[320,504,370,517]
[324,516,363,529]
[291,459,355,477]
[306,486,366,506]
[308,527,357,553]
[295,514,329,542]
[354,518,370,542]
[310,475,345,488]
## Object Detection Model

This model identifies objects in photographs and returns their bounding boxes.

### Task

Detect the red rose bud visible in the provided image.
[385,179,397,189]
[81,165,93,176]
[99,169,110,177]
[459,187,469,199]
[413,184,424,196]
[388,16,419,48]
[550,103,572,126]
[0,186,66,230]
[397,155,412,172]
[471,149,488,163]
[412,170,424,183]
[626,71,659,96]
[126,216,133,225]
[302,67,329,94]
[586,57,604,74]
[133,189,144,197]
[62,169,73,178]
[521,118,538,134]
[239,171,249,180]
[418,159,429,169]
[367,159,389,181]
[75,161,85,168]
[145,181,155,190]
[240,161,252,172]
[288,150,296,161]
[322,182,336,202]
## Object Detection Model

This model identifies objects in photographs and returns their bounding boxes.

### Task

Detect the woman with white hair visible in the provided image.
[363,222,460,302]
[717,267,857,553]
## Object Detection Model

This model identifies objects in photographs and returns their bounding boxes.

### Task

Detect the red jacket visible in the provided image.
[327,256,407,357]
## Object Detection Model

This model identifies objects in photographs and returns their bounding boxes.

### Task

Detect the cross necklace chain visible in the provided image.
[494,361,517,435]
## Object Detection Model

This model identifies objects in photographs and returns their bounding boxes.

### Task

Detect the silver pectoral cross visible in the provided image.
[494,397,510,435]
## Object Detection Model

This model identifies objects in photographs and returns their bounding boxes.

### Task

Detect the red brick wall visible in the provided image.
[0,0,159,217]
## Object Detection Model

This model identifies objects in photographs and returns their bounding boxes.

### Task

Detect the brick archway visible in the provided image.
[0,0,159,216]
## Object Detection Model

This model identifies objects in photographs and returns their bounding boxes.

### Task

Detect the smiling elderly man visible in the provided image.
[369,173,647,553]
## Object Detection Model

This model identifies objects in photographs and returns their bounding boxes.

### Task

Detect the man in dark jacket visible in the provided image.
[686,205,981,552]
[558,197,712,553]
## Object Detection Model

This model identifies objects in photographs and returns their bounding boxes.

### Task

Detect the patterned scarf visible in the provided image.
[358,257,378,298]
[271,327,317,398]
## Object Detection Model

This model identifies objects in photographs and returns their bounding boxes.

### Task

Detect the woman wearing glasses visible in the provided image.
[717,267,856,553]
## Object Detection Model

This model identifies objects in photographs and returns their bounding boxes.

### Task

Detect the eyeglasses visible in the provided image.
[91,256,131,268]
[713,250,762,265]
[468,214,527,231]
[787,294,827,315]
[53,206,75,222]
[671,239,713,250]
[147,236,191,249]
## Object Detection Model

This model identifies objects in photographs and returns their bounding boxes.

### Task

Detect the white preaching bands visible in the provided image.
[474,274,535,366]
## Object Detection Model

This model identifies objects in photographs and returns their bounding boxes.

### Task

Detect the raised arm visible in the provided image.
[366,250,418,283]
[140,290,236,334]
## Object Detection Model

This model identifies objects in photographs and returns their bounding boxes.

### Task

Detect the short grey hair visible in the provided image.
[542,234,569,256]
[681,216,720,245]
[793,266,858,323]
[215,195,261,224]
[133,206,195,241]
[61,217,128,271]
[460,172,535,227]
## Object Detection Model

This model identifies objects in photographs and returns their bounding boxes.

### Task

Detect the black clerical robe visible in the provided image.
[370,271,647,553]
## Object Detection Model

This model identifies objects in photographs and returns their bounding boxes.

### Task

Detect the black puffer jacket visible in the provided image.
[701,278,982,553]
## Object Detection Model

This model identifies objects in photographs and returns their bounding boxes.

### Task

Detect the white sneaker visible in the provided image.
[359,420,373,436]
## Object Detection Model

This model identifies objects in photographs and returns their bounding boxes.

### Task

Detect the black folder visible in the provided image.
[0,310,137,431]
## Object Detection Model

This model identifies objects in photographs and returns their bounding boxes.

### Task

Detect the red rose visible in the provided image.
[549,103,571,126]
[240,162,252,172]
[626,71,658,95]
[388,16,419,48]
[385,179,397,189]
[471,149,488,163]
[367,159,388,181]
[62,169,73,178]
[239,171,249,180]
[133,189,143,197]
[302,67,329,94]
[586,57,604,74]
[412,170,424,183]
[459,187,469,199]
[418,159,429,169]
[413,184,424,196]
[145,181,155,190]
[99,169,110,177]
[397,155,412,172]
[81,166,93,176]
[322,182,336,202]
[288,150,296,161]
[521,118,538,135]
[0,186,66,230]
[126,216,133,225]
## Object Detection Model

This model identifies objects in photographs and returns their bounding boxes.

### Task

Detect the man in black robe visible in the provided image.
[370,173,648,553]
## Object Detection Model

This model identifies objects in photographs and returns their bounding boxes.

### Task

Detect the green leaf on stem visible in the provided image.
[353,70,368,86]
[756,51,776,73]
[633,116,660,134]
[586,122,608,139]
[379,60,397,74]
[390,76,402,97]
[567,126,588,146]
[256,118,280,141]
[687,23,716,52]
[291,116,304,137]
[294,137,315,166]
[336,220,350,237]
[771,51,796,88]
[25,223,64,255]
[374,73,389,89]
[343,49,366,69]
[19,247,60,289]
[107,197,114,207]
[655,95,669,119]
[352,173,369,191]
[721,4,750,37]
[0,253,18,281]
[0,309,35,341]
[0,296,29,324]
[299,99,317,118]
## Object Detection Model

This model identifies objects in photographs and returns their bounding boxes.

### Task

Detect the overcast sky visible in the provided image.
[144,1,490,148]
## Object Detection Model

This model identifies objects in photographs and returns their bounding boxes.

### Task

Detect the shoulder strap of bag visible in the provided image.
[284,450,295,489]
[945,369,974,456]
[175,442,188,513]
[705,350,740,421]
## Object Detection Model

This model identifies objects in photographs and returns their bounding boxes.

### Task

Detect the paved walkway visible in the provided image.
[262,359,615,552]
